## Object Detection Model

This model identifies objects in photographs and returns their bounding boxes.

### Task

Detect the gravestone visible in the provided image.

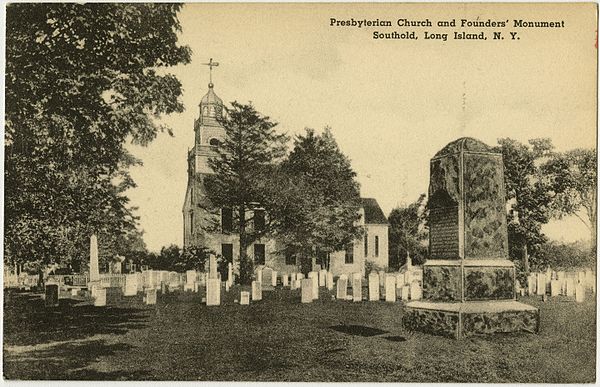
[352,277,362,302]
[565,277,576,297]
[550,280,560,297]
[88,235,100,291]
[209,255,218,279]
[536,273,546,296]
[527,274,537,296]
[240,291,250,305]
[45,284,59,307]
[301,279,313,303]
[326,272,334,290]
[401,285,410,301]
[404,138,539,338]
[282,273,289,287]
[296,273,304,281]
[227,262,233,286]
[308,272,319,300]
[262,267,273,288]
[336,277,348,300]
[71,288,79,297]
[193,281,199,293]
[124,273,138,296]
[94,288,107,307]
[206,278,221,306]
[368,273,380,301]
[186,270,197,284]
[575,283,585,303]
[272,270,278,287]
[319,270,327,287]
[225,281,230,292]
[145,288,157,305]
[256,268,263,284]
[410,281,422,300]
[385,275,396,302]
[291,278,298,290]
[252,281,262,301]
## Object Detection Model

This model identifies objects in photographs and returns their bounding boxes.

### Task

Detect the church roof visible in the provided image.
[361,198,388,224]
[434,137,495,158]
[200,83,223,106]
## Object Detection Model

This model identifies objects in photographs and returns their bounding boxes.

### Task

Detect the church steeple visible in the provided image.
[198,58,223,125]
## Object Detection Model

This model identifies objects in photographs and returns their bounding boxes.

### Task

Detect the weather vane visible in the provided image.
[202,58,219,85]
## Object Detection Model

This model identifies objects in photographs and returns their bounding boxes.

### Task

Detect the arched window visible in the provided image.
[203,106,209,115]
[209,138,220,147]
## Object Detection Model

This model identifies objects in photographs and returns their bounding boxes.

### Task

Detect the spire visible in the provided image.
[202,58,219,88]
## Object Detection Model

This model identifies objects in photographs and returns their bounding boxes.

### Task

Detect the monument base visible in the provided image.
[403,300,539,339]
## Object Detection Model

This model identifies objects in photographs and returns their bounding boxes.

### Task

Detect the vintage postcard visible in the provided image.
[3,2,597,382]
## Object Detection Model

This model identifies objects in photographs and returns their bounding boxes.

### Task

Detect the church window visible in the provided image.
[345,243,354,264]
[209,138,220,147]
[254,244,265,265]
[364,233,368,257]
[254,209,265,232]
[285,249,296,265]
[189,211,194,231]
[221,208,233,233]
[203,106,208,115]
[375,235,379,257]
[221,244,233,263]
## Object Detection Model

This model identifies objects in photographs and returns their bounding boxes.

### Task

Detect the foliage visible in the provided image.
[388,194,429,269]
[541,148,597,253]
[142,245,211,272]
[270,128,363,273]
[5,3,191,269]
[204,102,287,284]
[364,261,387,277]
[534,240,595,271]
[494,138,554,272]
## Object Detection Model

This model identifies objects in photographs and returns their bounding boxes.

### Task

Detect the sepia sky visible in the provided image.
[125,3,597,252]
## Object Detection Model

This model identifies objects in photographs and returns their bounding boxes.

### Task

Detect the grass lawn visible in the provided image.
[3,285,596,382]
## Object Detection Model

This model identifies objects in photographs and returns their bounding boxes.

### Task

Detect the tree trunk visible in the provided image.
[523,244,530,273]
[299,250,311,277]
[238,204,252,285]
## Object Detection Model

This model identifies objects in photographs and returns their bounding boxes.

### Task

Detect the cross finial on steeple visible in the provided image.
[202,58,219,87]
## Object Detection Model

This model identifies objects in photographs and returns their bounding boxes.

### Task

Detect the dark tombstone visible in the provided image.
[45,284,59,307]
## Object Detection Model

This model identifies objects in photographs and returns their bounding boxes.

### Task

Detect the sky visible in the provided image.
[125,3,597,252]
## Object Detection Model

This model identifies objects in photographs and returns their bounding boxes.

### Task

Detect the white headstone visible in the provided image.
[227,262,233,285]
[565,277,576,297]
[296,273,304,281]
[410,281,422,300]
[301,279,313,303]
[89,234,100,283]
[240,291,250,305]
[336,278,348,300]
[326,272,334,290]
[550,279,561,297]
[575,283,585,303]
[319,270,327,287]
[206,278,221,306]
[256,268,263,284]
[71,288,78,297]
[308,272,319,300]
[272,270,278,287]
[262,267,273,287]
[145,288,157,305]
[290,277,298,290]
[209,255,218,279]
[193,281,199,293]
[378,270,386,288]
[93,288,106,307]
[225,281,230,292]
[282,273,289,287]
[385,275,396,302]
[124,273,138,296]
[396,273,405,288]
[352,277,362,302]
[368,273,379,301]
[527,274,536,296]
[536,273,546,296]
[252,281,262,301]
[186,270,196,284]
[401,285,410,301]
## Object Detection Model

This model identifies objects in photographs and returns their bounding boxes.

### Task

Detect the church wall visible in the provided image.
[364,223,389,269]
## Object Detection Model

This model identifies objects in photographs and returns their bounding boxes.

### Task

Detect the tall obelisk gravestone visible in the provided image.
[403,138,539,339]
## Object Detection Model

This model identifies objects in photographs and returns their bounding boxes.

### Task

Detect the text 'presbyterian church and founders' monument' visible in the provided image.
[403,137,540,339]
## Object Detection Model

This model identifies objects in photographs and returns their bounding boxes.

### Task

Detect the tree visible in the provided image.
[494,138,555,272]
[5,4,191,271]
[204,102,288,285]
[388,194,429,269]
[542,148,597,253]
[270,128,363,274]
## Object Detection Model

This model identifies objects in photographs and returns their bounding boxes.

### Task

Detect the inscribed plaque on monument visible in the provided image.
[429,206,459,259]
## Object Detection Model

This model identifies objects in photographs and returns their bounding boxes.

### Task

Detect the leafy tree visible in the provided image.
[535,240,595,270]
[388,194,429,269]
[204,102,288,284]
[270,128,363,274]
[542,148,597,253]
[5,4,190,271]
[494,138,555,272]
